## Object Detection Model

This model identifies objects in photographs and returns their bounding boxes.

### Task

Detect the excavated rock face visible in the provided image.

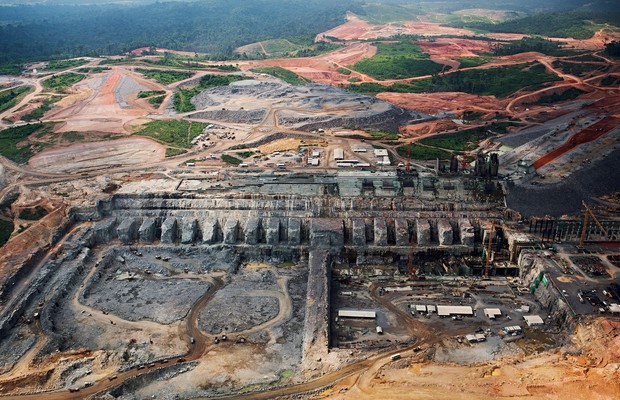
[188,79,431,133]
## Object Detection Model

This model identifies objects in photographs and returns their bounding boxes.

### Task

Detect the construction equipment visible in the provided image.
[484,222,529,278]
[408,235,416,277]
[579,202,607,249]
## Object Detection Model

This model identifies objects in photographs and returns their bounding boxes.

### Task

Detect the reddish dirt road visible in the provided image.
[533,116,620,169]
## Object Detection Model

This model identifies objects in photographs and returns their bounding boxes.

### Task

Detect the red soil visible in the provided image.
[533,116,620,169]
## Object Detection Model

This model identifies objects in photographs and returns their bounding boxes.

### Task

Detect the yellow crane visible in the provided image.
[579,201,607,249]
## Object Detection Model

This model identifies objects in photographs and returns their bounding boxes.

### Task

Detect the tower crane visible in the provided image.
[579,202,607,249]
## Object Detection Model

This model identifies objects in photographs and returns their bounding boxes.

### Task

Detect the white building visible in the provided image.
[523,315,544,326]
[374,149,388,158]
[436,305,474,317]
[484,308,502,319]
[333,148,344,160]
[338,309,376,319]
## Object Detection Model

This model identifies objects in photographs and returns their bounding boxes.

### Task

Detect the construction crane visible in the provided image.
[484,222,529,278]
[579,201,607,249]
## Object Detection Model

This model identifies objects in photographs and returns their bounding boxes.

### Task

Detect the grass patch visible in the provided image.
[165,148,187,157]
[174,74,250,113]
[418,123,517,151]
[369,131,399,140]
[136,119,207,148]
[0,219,14,247]
[44,59,88,70]
[22,96,62,122]
[221,154,242,165]
[534,88,587,105]
[62,131,85,143]
[348,62,561,98]
[276,260,295,268]
[250,66,309,84]
[348,76,361,83]
[457,56,490,68]
[396,144,452,160]
[18,206,48,221]
[351,41,446,80]
[135,68,194,85]
[0,86,33,113]
[337,67,351,75]
[42,73,84,92]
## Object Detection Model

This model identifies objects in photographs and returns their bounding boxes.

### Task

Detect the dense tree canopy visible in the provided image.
[0,0,361,63]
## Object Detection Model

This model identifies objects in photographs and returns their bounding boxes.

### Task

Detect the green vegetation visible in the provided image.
[467,12,602,40]
[462,111,484,121]
[552,61,603,76]
[604,41,620,58]
[0,192,19,210]
[0,63,22,76]
[601,76,619,86]
[174,74,250,113]
[236,151,256,159]
[0,86,33,113]
[205,64,240,71]
[534,88,587,105]
[0,0,358,63]
[359,2,421,24]
[135,68,194,85]
[136,120,207,148]
[348,77,361,83]
[351,42,446,80]
[42,73,84,92]
[491,37,570,56]
[396,144,451,161]
[276,260,296,268]
[221,154,242,165]
[62,131,85,143]
[44,59,88,70]
[18,206,48,221]
[0,123,46,163]
[418,122,518,151]
[349,62,561,98]
[148,95,165,107]
[165,148,187,157]
[337,67,352,75]
[138,90,166,98]
[75,66,111,73]
[263,39,301,54]
[369,131,399,140]
[0,219,14,247]
[457,57,490,68]
[250,66,309,84]
[22,96,61,122]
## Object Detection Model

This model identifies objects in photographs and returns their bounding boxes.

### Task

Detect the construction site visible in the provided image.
[0,8,619,400]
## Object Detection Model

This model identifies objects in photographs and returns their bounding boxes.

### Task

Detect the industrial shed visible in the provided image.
[436,305,474,317]
[484,308,502,319]
[338,309,376,319]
